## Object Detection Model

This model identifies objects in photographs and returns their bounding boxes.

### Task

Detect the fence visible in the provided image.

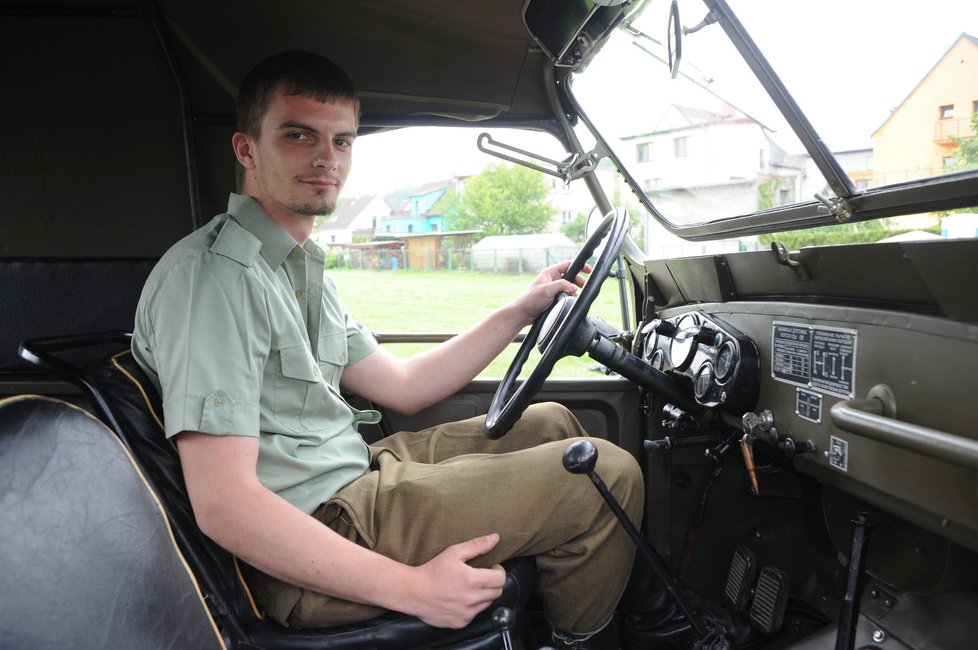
[327,246,580,273]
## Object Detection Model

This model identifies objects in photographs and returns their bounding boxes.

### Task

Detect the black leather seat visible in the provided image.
[0,395,226,650]
[18,331,536,649]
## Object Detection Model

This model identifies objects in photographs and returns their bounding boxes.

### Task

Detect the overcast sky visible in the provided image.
[345,0,978,198]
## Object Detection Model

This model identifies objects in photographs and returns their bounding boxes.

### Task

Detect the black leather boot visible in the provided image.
[618,556,760,650]
[550,620,620,650]
[619,555,693,649]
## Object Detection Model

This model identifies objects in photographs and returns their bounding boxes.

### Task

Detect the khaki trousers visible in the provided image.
[250,402,644,635]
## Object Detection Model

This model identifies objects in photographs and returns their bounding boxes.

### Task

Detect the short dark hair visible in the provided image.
[236,51,360,138]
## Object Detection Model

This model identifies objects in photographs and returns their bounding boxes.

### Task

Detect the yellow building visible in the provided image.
[872,33,978,187]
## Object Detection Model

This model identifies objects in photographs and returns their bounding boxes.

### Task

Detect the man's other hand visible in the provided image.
[409,533,507,629]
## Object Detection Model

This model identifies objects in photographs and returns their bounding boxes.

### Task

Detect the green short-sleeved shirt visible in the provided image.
[133,193,380,514]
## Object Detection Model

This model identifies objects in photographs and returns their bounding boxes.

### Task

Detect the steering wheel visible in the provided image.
[484,208,630,439]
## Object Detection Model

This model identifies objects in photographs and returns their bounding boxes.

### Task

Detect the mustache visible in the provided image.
[296,173,342,184]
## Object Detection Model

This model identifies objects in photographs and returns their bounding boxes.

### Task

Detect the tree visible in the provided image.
[948,112,978,172]
[759,218,941,250]
[443,163,555,236]
[560,212,588,241]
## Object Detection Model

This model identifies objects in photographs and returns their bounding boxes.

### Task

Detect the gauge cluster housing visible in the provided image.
[642,312,760,414]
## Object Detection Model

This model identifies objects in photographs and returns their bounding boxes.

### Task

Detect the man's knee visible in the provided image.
[517,402,588,441]
[589,438,644,515]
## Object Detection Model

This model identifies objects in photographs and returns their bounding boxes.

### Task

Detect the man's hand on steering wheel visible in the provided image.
[508,260,593,326]
[485,209,630,439]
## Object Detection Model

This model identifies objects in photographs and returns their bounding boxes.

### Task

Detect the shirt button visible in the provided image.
[213,396,225,406]
[313,367,321,376]
[295,289,304,299]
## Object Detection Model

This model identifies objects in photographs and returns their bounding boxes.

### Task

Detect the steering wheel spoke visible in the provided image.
[485,208,630,438]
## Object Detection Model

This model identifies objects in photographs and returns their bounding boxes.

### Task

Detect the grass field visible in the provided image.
[328,269,629,378]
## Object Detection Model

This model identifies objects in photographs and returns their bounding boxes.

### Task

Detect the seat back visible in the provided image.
[19,332,537,649]
[90,348,266,639]
[0,395,225,650]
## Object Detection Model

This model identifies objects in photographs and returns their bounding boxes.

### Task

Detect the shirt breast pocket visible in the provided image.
[317,331,348,388]
[274,344,323,430]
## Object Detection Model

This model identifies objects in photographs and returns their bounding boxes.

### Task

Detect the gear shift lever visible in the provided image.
[491,607,515,650]
[562,440,709,639]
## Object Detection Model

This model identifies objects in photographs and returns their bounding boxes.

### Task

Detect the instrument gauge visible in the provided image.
[715,341,736,382]
[649,348,665,371]
[693,363,714,401]
[669,314,699,370]
[643,330,659,360]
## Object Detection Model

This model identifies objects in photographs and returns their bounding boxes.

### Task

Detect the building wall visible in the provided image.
[315,195,391,246]
[872,37,978,186]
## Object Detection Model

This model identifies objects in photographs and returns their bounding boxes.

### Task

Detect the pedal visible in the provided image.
[749,566,790,635]
[723,546,757,611]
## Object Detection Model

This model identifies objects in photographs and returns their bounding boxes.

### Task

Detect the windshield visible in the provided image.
[570,0,978,229]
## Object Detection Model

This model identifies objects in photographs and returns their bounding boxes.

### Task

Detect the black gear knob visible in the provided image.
[490,606,514,633]
[491,607,515,650]
[562,439,598,475]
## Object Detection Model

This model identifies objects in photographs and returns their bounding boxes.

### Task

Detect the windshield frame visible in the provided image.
[559,0,978,240]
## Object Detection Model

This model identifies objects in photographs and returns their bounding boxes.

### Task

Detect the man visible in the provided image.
[133,51,643,649]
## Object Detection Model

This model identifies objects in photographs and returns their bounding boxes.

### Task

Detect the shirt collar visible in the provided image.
[226,193,303,270]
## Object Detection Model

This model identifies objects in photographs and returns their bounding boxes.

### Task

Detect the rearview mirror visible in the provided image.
[667,0,682,78]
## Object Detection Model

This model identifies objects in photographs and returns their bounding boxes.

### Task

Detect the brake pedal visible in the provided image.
[749,566,790,635]
[723,546,757,611]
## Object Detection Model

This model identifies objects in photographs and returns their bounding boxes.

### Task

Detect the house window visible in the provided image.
[940,104,955,119]
[943,156,958,171]
[407,224,414,233]
[431,223,439,232]
[973,100,978,115]
[330,235,336,243]
[673,136,689,158]
[637,142,651,162]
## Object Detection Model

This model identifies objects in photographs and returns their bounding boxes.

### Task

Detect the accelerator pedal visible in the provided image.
[723,546,757,612]
[749,566,790,635]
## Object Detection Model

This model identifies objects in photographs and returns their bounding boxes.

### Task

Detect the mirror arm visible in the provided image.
[477,132,608,185]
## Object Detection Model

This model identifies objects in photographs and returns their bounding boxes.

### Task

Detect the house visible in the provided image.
[623,104,807,224]
[544,160,619,234]
[311,194,391,248]
[380,178,464,234]
[872,33,978,186]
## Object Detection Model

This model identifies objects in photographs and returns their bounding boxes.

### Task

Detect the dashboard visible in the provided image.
[635,301,978,556]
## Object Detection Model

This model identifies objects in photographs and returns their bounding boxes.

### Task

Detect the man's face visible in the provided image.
[241,87,357,218]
